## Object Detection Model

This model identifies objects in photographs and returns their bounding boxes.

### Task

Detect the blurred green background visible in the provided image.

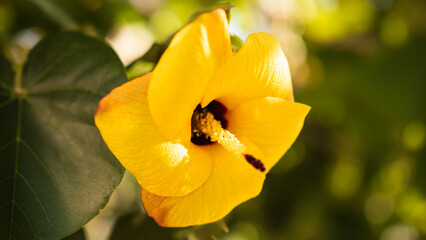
[2,0,425,239]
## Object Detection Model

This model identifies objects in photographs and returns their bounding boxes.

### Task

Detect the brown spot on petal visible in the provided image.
[243,154,266,172]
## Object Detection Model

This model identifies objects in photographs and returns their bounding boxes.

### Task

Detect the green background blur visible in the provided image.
[1,0,425,239]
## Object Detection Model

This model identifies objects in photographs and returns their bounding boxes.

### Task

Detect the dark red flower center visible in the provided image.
[191,100,228,145]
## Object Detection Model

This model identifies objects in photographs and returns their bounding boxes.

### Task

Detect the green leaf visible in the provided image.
[231,34,244,54]
[125,43,166,79]
[125,43,167,71]
[0,32,126,240]
[126,60,154,80]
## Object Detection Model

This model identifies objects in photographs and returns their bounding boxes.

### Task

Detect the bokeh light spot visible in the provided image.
[365,192,394,224]
[403,122,425,151]
[380,160,411,196]
[380,224,419,240]
[380,13,409,47]
[329,160,363,199]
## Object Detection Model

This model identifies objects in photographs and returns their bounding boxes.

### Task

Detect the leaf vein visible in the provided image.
[23,99,86,158]
[0,176,14,186]
[0,222,10,233]
[0,81,12,91]
[0,139,16,153]
[19,139,62,194]
[0,98,15,110]
[19,139,67,235]
[0,201,12,210]
[26,53,74,86]
[9,98,22,240]
[13,200,36,238]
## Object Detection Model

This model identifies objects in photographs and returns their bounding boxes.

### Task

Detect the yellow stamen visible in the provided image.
[192,107,266,172]
[192,109,246,155]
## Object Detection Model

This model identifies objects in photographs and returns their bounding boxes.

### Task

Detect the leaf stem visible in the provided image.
[12,63,27,99]
[14,63,22,89]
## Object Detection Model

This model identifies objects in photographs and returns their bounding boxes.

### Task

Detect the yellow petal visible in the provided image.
[202,32,294,110]
[134,142,212,197]
[148,9,233,142]
[141,141,266,227]
[95,74,212,197]
[95,73,163,151]
[226,97,310,171]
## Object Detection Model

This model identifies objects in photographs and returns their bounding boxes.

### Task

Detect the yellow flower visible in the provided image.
[95,9,310,227]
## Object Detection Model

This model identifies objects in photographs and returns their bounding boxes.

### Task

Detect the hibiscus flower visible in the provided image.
[95,8,310,227]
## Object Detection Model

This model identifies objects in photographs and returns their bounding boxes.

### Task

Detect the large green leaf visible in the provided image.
[0,32,126,240]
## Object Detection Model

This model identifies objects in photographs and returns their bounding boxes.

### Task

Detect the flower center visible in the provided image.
[191,101,228,145]
[191,101,266,172]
